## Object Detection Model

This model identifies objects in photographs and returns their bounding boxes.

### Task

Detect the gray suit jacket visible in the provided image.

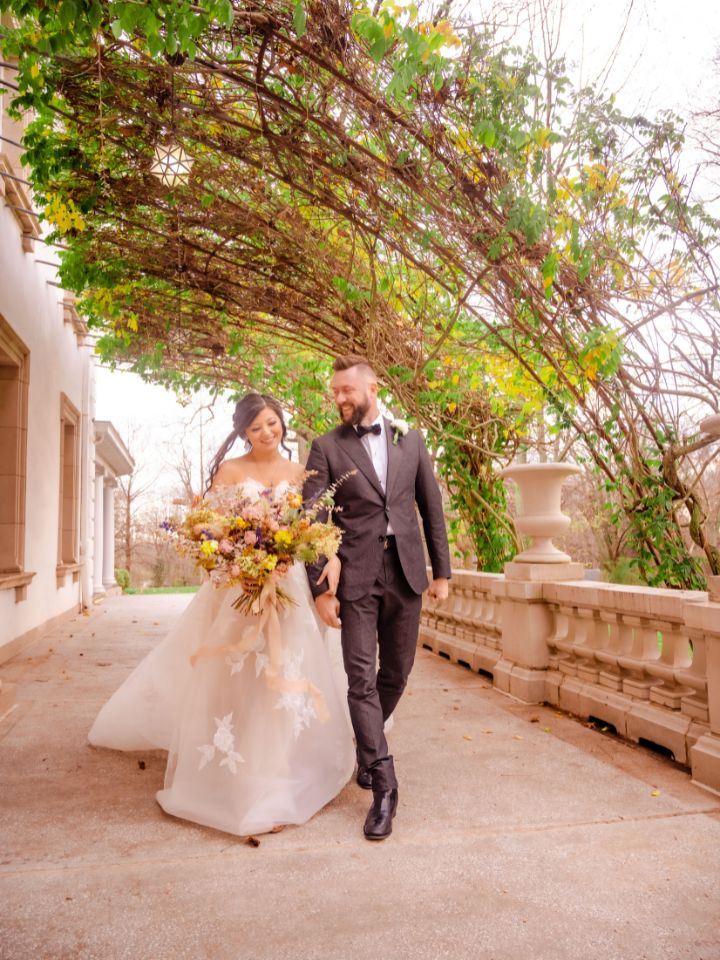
[303,419,451,602]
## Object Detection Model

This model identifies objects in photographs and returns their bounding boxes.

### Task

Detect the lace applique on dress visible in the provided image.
[273,649,319,739]
[197,713,244,774]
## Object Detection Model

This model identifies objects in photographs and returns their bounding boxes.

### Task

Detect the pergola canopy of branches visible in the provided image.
[1,0,719,583]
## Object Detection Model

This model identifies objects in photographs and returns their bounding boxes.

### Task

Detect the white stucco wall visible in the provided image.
[0,197,96,653]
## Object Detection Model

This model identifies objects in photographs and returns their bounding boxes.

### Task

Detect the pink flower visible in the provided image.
[230,564,240,577]
[218,539,234,555]
[244,531,257,546]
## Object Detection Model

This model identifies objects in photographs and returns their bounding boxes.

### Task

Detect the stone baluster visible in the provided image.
[678,631,709,724]
[649,619,695,710]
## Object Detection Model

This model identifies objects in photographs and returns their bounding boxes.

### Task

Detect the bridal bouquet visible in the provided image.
[162,478,344,616]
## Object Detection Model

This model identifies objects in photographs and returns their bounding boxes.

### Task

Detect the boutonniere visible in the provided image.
[390,418,409,445]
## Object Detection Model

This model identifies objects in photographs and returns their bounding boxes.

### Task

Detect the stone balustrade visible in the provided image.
[419,570,503,676]
[420,571,720,796]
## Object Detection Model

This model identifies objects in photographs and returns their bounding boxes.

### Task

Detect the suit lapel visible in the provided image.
[384,417,402,500]
[335,424,385,499]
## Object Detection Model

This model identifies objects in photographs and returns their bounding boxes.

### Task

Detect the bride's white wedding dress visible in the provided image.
[89,479,355,837]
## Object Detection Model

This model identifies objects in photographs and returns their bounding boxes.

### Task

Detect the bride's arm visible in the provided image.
[316,555,341,596]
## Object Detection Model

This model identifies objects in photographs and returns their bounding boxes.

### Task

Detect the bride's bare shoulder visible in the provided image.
[211,457,252,488]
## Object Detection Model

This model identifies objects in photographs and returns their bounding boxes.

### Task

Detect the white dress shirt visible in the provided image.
[357,414,393,534]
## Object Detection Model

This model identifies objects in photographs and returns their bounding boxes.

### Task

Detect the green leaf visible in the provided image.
[58,0,78,31]
[216,0,234,28]
[293,0,307,39]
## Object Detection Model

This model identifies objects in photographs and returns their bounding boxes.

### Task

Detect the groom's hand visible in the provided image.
[315,591,342,629]
[427,577,449,605]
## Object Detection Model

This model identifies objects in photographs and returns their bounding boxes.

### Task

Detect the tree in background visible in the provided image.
[2,0,719,584]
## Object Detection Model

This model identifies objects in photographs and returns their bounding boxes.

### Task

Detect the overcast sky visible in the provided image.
[95,0,720,494]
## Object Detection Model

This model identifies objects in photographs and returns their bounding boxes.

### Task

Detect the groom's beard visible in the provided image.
[338,397,371,426]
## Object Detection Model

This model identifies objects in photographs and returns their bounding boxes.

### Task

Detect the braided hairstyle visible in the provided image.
[205,394,292,494]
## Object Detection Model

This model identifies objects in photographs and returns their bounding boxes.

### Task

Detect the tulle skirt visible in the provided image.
[89,564,355,836]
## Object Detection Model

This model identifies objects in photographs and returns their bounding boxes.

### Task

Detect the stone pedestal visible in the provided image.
[684,599,720,795]
[503,561,585,582]
[491,572,581,703]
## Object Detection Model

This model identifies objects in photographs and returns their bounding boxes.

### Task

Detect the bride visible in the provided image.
[88,394,355,837]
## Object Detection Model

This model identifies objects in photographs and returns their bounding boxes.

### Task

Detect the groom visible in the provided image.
[304,355,451,841]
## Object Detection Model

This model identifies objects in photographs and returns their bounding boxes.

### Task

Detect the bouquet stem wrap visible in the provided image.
[189,574,329,724]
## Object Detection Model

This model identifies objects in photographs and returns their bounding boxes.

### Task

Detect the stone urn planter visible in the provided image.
[501,462,582,563]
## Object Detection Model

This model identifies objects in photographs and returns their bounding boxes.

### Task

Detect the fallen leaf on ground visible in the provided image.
[246,836,261,847]
[651,789,661,797]
[270,825,285,833]
[137,760,146,770]
[543,727,552,733]
[463,734,473,741]
[482,729,493,734]
[512,735,524,741]
[529,716,539,723]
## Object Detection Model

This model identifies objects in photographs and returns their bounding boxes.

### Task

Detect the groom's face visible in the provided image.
[331,367,377,426]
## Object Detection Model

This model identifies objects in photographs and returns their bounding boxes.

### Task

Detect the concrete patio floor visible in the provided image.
[1,593,720,960]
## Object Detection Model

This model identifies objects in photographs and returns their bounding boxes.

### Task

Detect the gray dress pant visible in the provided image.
[337,538,423,792]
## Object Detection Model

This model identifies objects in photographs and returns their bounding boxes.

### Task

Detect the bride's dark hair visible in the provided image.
[205,394,292,493]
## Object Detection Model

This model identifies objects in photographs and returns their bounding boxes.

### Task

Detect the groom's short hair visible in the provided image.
[333,354,376,380]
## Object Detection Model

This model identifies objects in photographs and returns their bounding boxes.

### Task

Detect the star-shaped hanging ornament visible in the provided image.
[150,141,193,188]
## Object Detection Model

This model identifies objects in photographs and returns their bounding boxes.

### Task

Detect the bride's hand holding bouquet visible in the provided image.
[162,473,351,617]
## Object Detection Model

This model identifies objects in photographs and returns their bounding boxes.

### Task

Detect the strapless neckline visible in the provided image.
[212,477,299,496]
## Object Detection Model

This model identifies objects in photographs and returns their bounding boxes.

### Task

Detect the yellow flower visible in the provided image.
[230,517,248,530]
[274,530,293,546]
[286,492,303,508]
[447,402,457,413]
[264,555,278,571]
[200,539,219,556]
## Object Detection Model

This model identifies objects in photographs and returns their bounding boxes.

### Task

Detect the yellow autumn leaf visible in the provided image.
[463,734,473,741]
[512,735,524,741]
[650,789,661,797]
[127,316,139,332]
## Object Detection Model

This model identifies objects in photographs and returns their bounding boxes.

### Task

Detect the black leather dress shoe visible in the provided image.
[356,766,373,790]
[363,788,398,841]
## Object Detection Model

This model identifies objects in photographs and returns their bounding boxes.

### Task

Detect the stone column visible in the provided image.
[93,471,105,595]
[102,479,116,589]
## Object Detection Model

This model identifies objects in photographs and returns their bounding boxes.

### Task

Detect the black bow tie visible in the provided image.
[356,423,382,438]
